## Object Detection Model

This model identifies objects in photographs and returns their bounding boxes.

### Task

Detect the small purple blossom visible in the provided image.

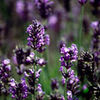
[51,79,59,90]
[24,68,42,94]
[37,58,46,66]
[36,83,45,100]
[67,90,73,100]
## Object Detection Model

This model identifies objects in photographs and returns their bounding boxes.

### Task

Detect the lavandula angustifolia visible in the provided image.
[26,19,50,53]
[49,79,65,100]
[0,59,11,95]
[13,47,34,74]
[9,78,28,100]
[77,51,100,100]
[36,84,45,100]
[13,47,46,74]
[26,19,49,99]
[34,0,54,19]
[91,21,100,68]
[59,43,80,100]
[77,51,95,82]
[24,68,42,94]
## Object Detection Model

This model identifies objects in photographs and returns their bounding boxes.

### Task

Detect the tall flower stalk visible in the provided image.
[59,43,80,100]
[26,19,50,99]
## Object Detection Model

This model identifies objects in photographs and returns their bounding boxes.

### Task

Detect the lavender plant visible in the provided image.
[59,43,80,100]
[0,0,100,100]
[0,59,11,95]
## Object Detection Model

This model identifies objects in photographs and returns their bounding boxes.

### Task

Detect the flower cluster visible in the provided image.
[9,78,28,100]
[77,51,95,82]
[13,47,35,74]
[13,47,46,74]
[60,44,78,68]
[36,84,45,100]
[0,59,11,95]
[27,20,50,52]
[0,59,11,83]
[35,0,54,18]
[51,79,59,90]
[24,68,42,94]
[77,51,100,100]
[91,21,100,68]
[66,68,80,100]
[59,43,80,100]
[49,78,65,100]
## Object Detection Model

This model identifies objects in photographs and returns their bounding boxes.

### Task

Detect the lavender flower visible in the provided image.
[26,20,50,52]
[9,78,28,100]
[36,84,45,100]
[67,90,72,100]
[13,47,35,74]
[35,0,54,18]
[49,78,65,100]
[0,59,11,83]
[51,79,59,90]
[91,21,100,68]
[24,68,42,94]
[59,43,80,99]
[78,0,87,5]
[60,44,78,68]
[37,58,47,66]
[77,51,95,82]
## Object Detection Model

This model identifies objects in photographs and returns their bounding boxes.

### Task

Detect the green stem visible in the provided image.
[44,48,50,79]
[32,95,34,100]
[64,83,67,100]
[78,6,84,50]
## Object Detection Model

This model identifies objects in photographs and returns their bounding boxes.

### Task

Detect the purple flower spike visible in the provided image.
[51,79,59,90]
[0,59,11,83]
[26,20,50,52]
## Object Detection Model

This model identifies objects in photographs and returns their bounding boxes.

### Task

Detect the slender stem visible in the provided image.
[4,96,7,100]
[32,95,34,100]
[64,81,67,100]
[78,6,84,50]
[44,48,50,79]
